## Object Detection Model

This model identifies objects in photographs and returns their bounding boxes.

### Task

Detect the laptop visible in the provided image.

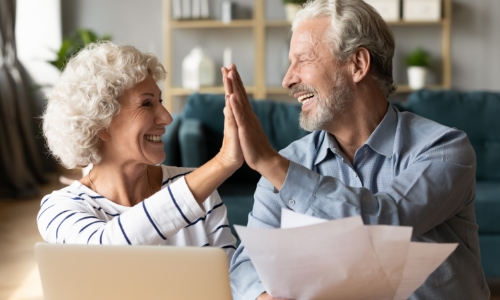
[35,243,232,300]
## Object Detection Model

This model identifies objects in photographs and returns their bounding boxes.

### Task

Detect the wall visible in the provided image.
[60,0,500,95]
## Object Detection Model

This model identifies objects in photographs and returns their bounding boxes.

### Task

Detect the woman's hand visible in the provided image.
[216,67,244,172]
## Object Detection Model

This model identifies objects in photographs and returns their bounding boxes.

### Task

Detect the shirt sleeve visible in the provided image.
[37,176,206,245]
[202,191,237,263]
[230,129,476,299]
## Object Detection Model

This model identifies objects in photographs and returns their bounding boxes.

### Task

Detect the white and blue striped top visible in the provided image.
[37,165,237,262]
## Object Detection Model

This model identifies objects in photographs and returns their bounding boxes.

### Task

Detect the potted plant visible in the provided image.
[405,48,431,90]
[283,0,307,22]
[50,28,111,71]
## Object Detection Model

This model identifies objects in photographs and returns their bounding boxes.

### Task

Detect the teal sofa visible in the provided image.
[163,90,500,278]
[162,93,308,238]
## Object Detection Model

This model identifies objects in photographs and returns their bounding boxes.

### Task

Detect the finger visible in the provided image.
[232,64,245,90]
[221,67,233,97]
[228,70,252,111]
[228,94,245,128]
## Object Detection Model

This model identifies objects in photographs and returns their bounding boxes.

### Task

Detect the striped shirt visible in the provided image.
[37,165,236,262]
[230,105,490,300]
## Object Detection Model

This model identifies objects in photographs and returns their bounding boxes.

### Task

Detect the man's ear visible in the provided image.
[98,129,110,141]
[349,47,371,83]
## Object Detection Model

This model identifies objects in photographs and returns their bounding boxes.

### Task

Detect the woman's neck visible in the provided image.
[84,162,155,207]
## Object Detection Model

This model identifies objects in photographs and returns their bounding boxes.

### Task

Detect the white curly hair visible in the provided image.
[293,0,396,97]
[42,41,166,169]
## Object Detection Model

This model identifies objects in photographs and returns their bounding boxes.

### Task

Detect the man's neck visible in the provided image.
[325,91,389,164]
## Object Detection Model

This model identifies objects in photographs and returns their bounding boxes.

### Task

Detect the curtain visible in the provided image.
[0,0,48,199]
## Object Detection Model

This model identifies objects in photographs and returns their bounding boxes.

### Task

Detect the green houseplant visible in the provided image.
[405,48,431,90]
[282,0,307,22]
[50,28,111,71]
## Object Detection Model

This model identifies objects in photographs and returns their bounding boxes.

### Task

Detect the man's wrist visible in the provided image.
[256,153,289,191]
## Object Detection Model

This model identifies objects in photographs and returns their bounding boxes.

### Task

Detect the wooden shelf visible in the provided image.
[266,20,292,27]
[386,20,446,26]
[169,19,254,28]
[395,84,446,93]
[170,86,256,96]
[163,0,452,111]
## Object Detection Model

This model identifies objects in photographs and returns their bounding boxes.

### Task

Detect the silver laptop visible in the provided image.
[35,243,232,300]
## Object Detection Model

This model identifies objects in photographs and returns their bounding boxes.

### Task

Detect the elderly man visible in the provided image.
[222,0,490,299]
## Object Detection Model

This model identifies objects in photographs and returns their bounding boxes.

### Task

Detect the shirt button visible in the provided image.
[289,199,296,206]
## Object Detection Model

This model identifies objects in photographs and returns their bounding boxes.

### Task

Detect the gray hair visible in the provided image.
[42,41,166,169]
[292,0,396,97]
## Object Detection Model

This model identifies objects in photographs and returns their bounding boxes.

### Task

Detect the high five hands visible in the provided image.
[221,65,290,192]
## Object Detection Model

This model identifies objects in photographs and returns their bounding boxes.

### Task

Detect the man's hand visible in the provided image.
[221,64,290,190]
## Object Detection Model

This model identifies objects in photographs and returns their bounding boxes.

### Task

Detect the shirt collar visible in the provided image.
[364,105,396,158]
[314,131,342,165]
[314,104,396,165]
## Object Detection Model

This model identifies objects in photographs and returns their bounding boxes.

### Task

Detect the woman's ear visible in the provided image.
[350,47,371,83]
[98,129,110,141]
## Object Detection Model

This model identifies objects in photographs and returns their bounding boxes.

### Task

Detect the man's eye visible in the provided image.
[142,101,152,107]
[159,99,163,104]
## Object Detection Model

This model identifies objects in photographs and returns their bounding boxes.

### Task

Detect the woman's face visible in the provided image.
[101,74,172,166]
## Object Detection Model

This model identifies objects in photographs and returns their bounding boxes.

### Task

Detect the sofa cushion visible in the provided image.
[475,181,500,233]
[478,234,500,278]
[407,90,500,181]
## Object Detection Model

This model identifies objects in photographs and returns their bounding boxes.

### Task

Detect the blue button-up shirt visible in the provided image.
[230,105,490,300]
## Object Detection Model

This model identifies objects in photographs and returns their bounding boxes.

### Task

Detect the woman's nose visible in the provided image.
[157,104,173,126]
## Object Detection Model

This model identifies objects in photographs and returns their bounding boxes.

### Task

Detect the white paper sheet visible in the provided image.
[235,209,458,300]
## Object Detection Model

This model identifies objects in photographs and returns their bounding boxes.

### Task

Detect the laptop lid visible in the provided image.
[35,243,232,300]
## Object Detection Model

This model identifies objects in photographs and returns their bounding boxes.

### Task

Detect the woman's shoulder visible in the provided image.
[40,181,104,208]
[159,164,195,187]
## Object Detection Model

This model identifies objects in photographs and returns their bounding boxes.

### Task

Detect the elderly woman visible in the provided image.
[38,42,241,260]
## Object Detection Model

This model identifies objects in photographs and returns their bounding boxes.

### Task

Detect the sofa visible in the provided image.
[162,93,308,239]
[163,90,500,278]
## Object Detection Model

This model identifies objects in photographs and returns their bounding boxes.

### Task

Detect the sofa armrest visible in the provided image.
[179,118,209,168]
[161,114,182,166]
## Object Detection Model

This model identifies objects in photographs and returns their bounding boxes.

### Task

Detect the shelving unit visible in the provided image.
[163,0,452,112]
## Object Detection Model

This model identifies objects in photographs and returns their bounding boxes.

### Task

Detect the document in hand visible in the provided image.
[234,210,457,300]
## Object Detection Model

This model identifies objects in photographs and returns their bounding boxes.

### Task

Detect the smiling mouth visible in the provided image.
[297,93,315,104]
[145,135,162,143]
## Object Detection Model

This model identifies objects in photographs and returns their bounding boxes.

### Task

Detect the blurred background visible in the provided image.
[0,0,499,299]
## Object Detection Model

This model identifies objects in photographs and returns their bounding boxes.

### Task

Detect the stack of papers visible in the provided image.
[235,210,457,300]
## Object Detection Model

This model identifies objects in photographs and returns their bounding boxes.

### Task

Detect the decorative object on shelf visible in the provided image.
[182,46,216,90]
[363,0,400,21]
[172,0,209,20]
[403,0,442,21]
[221,1,232,24]
[182,0,191,19]
[282,0,307,23]
[223,47,232,68]
[172,0,182,19]
[405,48,431,90]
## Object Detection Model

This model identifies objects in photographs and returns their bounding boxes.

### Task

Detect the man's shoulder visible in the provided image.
[394,109,474,164]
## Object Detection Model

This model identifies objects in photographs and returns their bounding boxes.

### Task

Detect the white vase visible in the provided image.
[285,3,302,23]
[407,66,427,90]
[182,46,215,90]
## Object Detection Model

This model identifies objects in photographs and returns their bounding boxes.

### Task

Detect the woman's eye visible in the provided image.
[159,99,163,104]
[142,101,152,107]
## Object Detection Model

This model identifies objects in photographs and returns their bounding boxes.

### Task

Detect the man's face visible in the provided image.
[282,18,354,132]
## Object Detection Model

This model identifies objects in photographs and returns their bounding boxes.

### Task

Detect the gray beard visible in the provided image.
[299,71,354,132]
